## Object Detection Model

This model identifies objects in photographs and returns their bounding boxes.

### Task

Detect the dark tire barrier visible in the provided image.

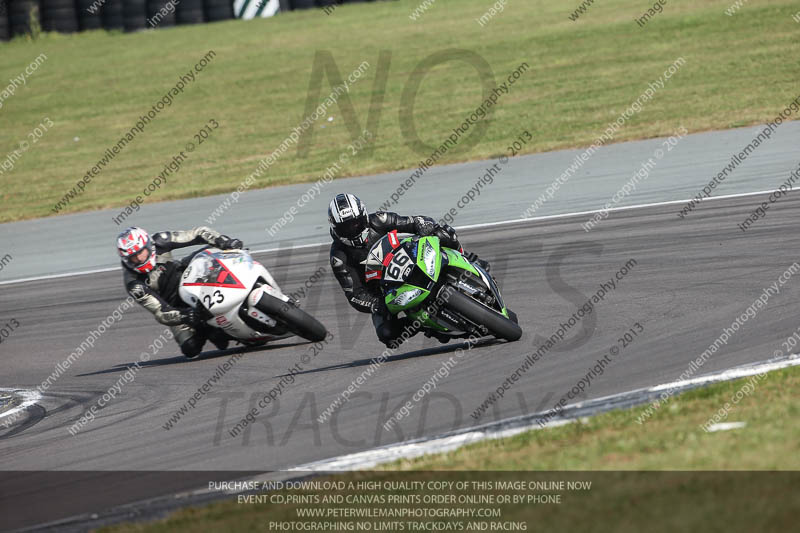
[76,0,104,31]
[9,0,40,37]
[176,0,204,24]
[203,0,232,22]
[293,0,374,9]
[122,0,146,31]
[40,0,78,33]
[0,1,10,41]
[0,0,386,37]
[146,0,175,27]
[102,0,124,29]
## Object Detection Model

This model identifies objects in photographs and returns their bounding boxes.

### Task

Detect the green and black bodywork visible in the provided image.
[362,231,522,342]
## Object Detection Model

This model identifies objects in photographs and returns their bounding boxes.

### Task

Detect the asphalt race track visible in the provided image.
[2,124,800,530]
[1,121,798,282]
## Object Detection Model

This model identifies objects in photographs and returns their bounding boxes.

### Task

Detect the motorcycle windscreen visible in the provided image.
[182,251,246,289]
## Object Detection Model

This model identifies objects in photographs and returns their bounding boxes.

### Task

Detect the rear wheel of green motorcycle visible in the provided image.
[443,289,522,342]
[255,293,328,343]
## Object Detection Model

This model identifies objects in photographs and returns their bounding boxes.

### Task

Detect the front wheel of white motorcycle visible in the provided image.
[254,293,328,343]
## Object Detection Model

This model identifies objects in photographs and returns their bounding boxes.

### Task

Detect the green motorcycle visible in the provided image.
[362,230,522,342]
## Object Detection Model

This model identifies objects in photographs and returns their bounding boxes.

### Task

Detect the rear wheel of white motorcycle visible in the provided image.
[442,288,522,342]
[254,293,328,343]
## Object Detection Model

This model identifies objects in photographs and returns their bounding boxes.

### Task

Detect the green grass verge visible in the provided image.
[0,0,797,223]
[99,366,800,532]
[385,365,800,471]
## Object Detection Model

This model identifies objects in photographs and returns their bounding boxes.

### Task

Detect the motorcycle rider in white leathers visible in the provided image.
[116,226,243,358]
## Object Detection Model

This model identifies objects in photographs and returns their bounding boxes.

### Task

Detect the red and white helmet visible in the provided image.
[117,227,156,273]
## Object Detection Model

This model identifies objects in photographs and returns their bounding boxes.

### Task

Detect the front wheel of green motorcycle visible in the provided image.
[442,288,522,342]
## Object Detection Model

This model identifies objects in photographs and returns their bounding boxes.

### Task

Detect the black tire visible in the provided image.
[255,293,328,343]
[203,0,232,21]
[40,0,78,33]
[176,0,203,24]
[123,0,147,31]
[9,0,40,36]
[205,6,231,21]
[102,0,124,29]
[76,0,103,30]
[0,1,10,41]
[443,288,522,342]
[40,0,72,8]
[146,0,175,27]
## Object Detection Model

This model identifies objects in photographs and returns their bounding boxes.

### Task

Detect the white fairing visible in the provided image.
[178,248,289,342]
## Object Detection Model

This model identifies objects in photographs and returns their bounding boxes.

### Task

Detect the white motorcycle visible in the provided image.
[178,247,327,345]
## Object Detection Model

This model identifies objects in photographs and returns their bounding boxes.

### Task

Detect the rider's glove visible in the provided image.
[180,308,204,327]
[435,224,460,249]
[439,223,457,237]
[215,235,243,250]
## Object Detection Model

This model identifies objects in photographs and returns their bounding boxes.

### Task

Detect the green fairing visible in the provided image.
[386,240,470,318]
[442,247,480,277]
[382,236,509,329]
[385,284,430,314]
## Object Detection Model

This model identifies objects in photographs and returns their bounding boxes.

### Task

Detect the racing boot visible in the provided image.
[180,337,204,359]
[206,327,230,351]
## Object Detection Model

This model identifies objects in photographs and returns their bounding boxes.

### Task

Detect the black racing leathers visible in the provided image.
[329,212,460,346]
[122,227,224,326]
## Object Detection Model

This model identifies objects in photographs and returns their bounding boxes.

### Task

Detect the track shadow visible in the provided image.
[75,341,310,377]
[277,337,499,378]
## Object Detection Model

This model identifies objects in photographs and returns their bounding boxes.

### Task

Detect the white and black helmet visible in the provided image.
[329,193,370,247]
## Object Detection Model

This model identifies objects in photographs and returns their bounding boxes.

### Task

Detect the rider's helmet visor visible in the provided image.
[132,248,150,264]
[120,240,155,271]
[336,215,367,239]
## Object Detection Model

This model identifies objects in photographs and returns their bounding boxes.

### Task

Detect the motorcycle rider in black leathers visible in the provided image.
[116,226,243,358]
[328,193,489,348]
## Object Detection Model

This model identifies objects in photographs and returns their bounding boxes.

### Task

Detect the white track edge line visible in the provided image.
[0,187,777,286]
[0,242,326,286]
[17,357,798,530]
[284,355,800,472]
